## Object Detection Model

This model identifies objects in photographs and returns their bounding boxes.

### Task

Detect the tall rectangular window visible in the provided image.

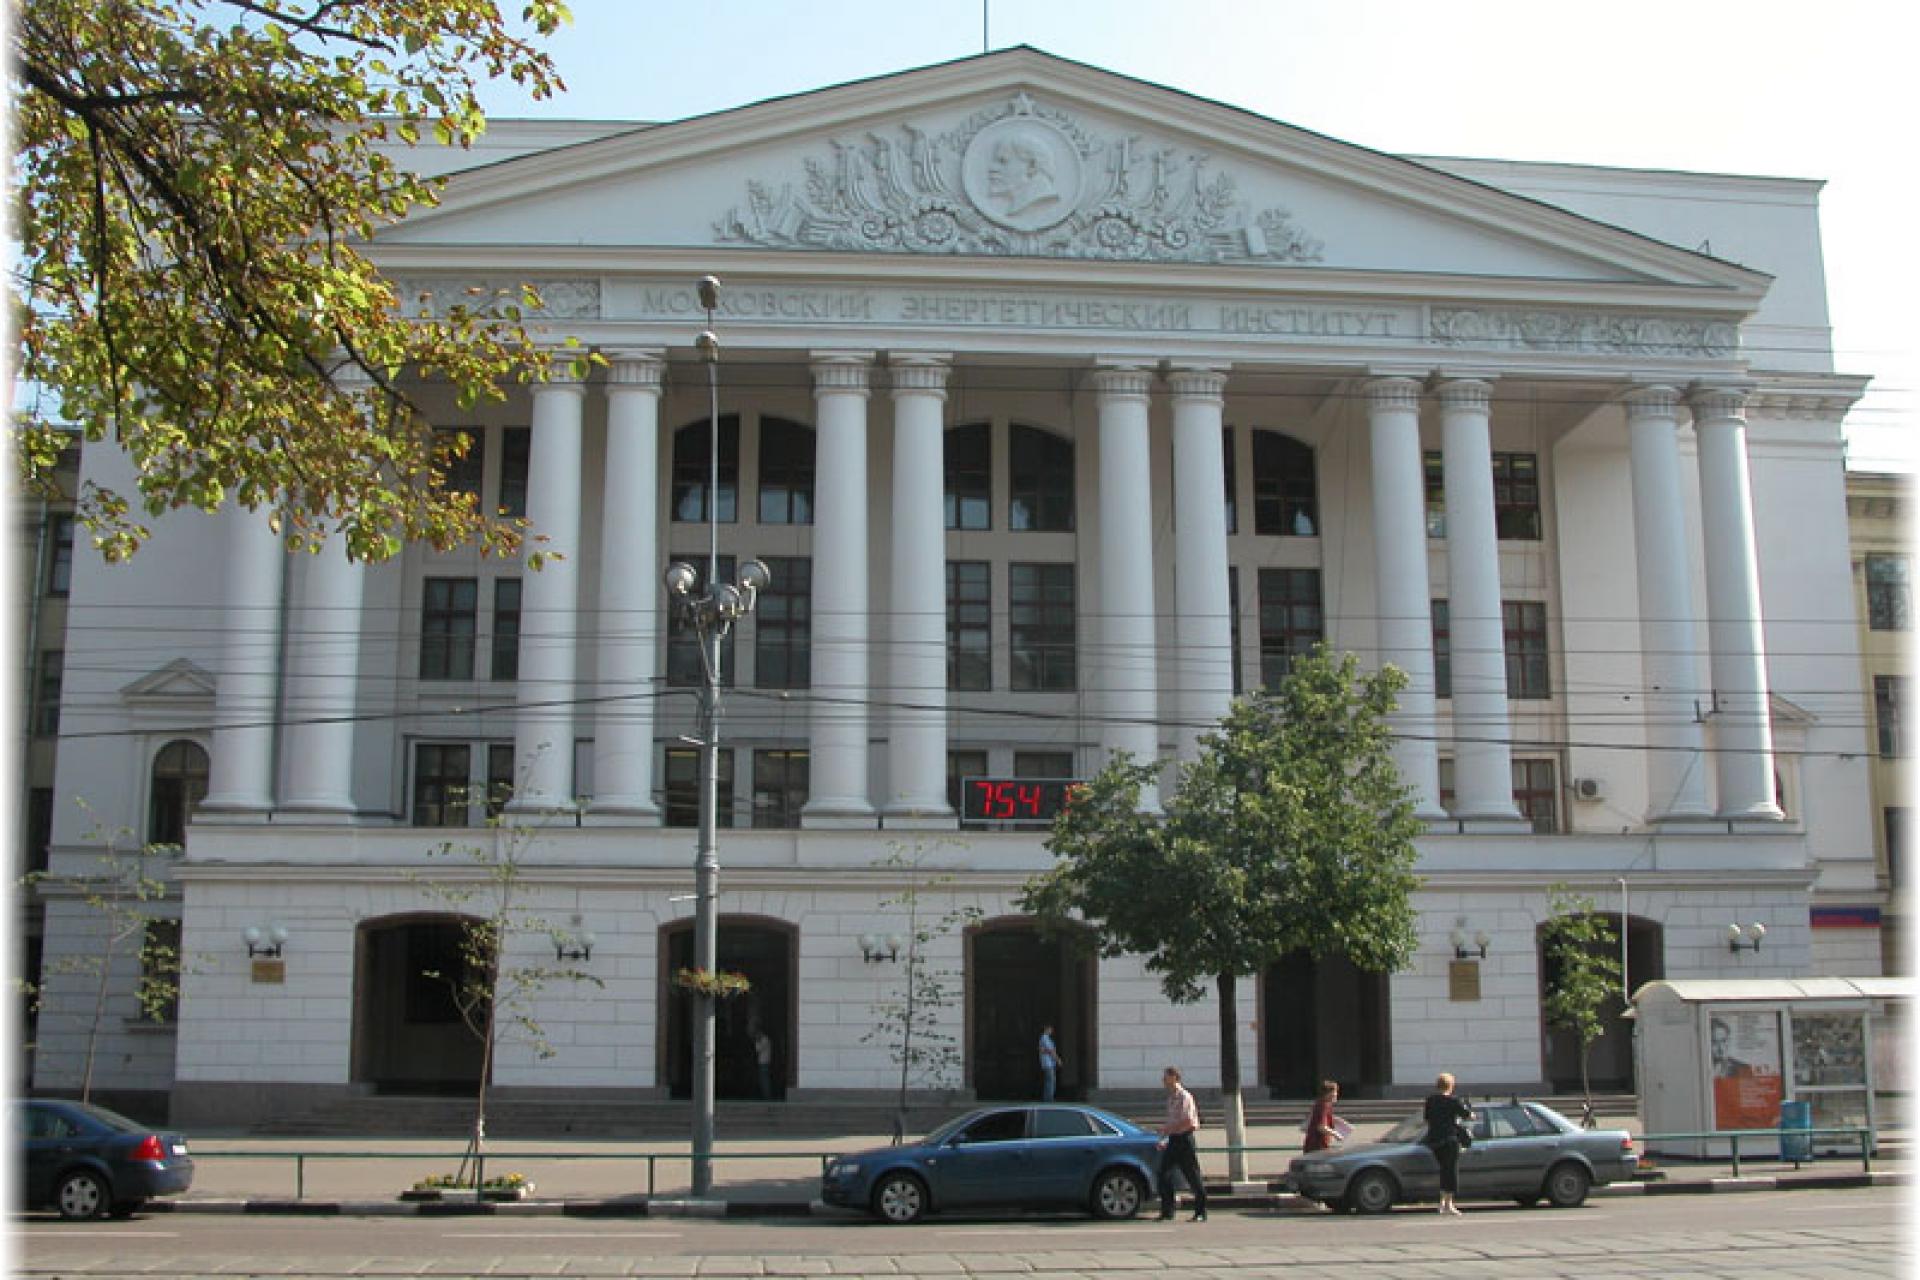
[1222,426,1237,535]
[944,423,991,530]
[947,561,992,691]
[667,555,735,687]
[139,919,182,1025]
[755,556,811,689]
[1503,600,1550,699]
[1432,599,1452,699]
[497,427,530,518]
[948,748,989,818]
[1229,566,1243,694]
[1513,758,1559,834]
[1423,451,1446,538]
[1258,568,1322,686]
[1014,750,1074,778]
[26,787,53,874]
[671,415,739,523]
[1867,554,1911,631]
[436,427,483,500]
[1877,675,1908,758]
[412,743,472,827]
[490,579,522,681]
[34,650,62,738]
[664,747,735,829]
[752,749,809,828]
[1009,563,1076,691]
[1008,425,1074,532]
[1492,453,1542,540]
[757,419,815,524]
[486,743,516,819]
[45,513,74,597]
[420,577,479,680]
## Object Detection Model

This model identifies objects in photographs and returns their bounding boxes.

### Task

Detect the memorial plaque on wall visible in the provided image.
[250,959,286,985]
[1447,960,1482,1002]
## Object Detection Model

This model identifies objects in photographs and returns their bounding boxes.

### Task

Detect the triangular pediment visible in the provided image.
[121,658,217,705]
[375,48,1766,305]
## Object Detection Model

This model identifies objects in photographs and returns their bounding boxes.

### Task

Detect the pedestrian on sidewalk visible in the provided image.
[1422,1071,1474,1216]
[1155,1065,1208,1222]
[753,1026,775,1100]
[1303,1080,1345,1153]
[1038,1024,1062,1101]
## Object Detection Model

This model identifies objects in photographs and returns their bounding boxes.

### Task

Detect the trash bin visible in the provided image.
[1778,1099,1812,1163]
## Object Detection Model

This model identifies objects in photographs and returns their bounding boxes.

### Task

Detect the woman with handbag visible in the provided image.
[1421,1072,1474,1216]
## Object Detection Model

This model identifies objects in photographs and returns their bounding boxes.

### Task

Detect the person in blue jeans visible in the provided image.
[1038,1025,1062,1100]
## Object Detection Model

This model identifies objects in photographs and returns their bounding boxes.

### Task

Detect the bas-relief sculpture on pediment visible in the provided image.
[715,92,1325,266]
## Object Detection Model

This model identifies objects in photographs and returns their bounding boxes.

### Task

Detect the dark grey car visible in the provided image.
[18,1099,196,1220]
[1289,1100,1636,1213]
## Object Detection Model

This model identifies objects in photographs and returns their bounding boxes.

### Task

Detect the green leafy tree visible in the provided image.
[1540,885,1625,1126]
[12,0,578,564]
[860,840,983,1143]
[22,809,184,1103]
[1021,647,1423,1179]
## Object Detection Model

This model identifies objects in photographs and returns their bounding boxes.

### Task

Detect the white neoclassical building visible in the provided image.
[31,49,1884,1127]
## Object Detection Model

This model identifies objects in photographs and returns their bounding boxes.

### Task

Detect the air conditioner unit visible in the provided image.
[1573,777,1605,802]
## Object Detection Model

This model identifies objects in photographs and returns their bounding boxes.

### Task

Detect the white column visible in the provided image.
[588,350,665,823]
[1169,364,1233,762]
[279,530,364,818]
[200,504,284,815]
[1365,376,1445,819]
[803,352,876,825]
[1624,386,1714,821]
[1093,364,1161,809]
[506,354,586,815]
[1438,376,1521,822]
[1691,385,1781,820]
[884,353,954,824]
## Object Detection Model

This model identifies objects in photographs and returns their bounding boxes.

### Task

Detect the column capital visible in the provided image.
[887,353,951,397]
[1688,383,1750,423]
[605,349,666,390]
[1167,365,1228,402]
[1090,363,1154,401]
[1623,384,1684,422]
[1435,376,1496,412]
[1362,375,1424,412]
[811,352,874,395]
[536,346,591,390]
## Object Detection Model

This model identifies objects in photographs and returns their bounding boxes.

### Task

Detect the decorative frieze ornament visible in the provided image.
[391,277,602,320]
[1430,307,1738,359]
[715,93,1323,266]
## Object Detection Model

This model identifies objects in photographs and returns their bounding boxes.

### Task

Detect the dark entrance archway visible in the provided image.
[966,918,1095,1101]
[660,916,796,1100]
[351,914,485,1095]
[1539,912,1664,1091]
[1261,951,1392,1098]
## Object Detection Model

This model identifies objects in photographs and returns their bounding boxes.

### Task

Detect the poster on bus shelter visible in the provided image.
[1709,1010,1784,1129]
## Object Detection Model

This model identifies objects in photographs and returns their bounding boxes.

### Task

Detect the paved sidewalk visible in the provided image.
[149,1119,1903,1217]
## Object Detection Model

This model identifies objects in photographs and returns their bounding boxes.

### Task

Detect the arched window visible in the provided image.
[1008,424,1074,532]
[757,417,814,524]
[1251,430,1317,536]
[671,415,739,523]
[148,739,209,847]
[945,422,991,530]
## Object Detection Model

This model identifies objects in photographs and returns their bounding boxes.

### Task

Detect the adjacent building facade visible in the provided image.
[28,50,1884,1125]
[1849,471,1912,972]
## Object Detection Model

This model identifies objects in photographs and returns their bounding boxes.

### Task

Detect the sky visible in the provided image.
[475,0,1915,471]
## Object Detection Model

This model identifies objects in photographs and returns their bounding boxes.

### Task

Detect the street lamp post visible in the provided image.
[664,275,768,1198]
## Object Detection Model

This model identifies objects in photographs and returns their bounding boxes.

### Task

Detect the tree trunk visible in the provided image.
[1215,971,1247,1183]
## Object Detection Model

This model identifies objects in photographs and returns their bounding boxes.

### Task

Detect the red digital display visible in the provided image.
[961,777,1082,824]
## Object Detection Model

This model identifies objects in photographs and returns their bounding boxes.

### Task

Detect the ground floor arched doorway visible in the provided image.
[1540,913,1664,1091]
[351,914,485,1095]
[660,917,796,1100]
[967,919,1095,1101]
[1261,950,1392,1098]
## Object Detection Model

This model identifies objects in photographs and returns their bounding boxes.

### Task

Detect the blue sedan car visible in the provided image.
[822,1104,1162,1223]
[18,1099,196,1220]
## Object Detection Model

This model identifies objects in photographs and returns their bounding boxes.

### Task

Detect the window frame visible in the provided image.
[946,560,993,691]
[756,416,816,525]
[1008,562,1076,692]
[751,749,809,829]
[147,739,210,848]
[412,742,474,827]
[1502,600,1550,700]
[45,513,75,598]
[754,556,812,690]
[671,415,740,524]
[1008,424,1075,533]
[420,577,479,681]
[1877,675,1908,758]
[1867,554,1912,631]
[944,422,992,531]
[1250,429,1318,537]
[490,578,522,682]
[665,746,735,829]
[497,426,530,519]
[1257,568,1323,687]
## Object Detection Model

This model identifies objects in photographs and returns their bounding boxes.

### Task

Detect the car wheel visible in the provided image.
[55,1170,108,1221]
[1347,1168,1397,1215]
[1090,1167,1147,1220]
[108,1199,146,1219]
[1544,1161,1591,1208]
[872,1171,929,1224]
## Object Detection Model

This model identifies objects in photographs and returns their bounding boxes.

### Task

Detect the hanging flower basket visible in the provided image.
[673,967,751,999]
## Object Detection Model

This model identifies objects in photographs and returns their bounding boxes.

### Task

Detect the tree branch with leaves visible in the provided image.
[1540,884,1625,1127]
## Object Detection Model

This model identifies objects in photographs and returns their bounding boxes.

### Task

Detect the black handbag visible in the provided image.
[1455,1122,1474,1148]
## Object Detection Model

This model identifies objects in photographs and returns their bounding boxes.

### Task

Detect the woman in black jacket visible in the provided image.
[1422,1072,1474,1215]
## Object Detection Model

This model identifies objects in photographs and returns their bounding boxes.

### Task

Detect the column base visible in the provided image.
[581,803,663,827]
[273,804,362,826]
[1439,815,1535,835]
[881,806,959,830]
[1649,809,1722,830]
[503,796,581,821]
[801,801,878,830]
[193,799,274,823]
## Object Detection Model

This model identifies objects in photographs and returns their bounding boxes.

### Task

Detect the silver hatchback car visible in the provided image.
[1289,1100,1637,1213]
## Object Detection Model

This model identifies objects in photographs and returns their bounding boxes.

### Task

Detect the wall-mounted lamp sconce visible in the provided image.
[554,932,597,963]
[244,922,289,958]
[1727,922,1767,953]
[860,933,903,964]
[1450,927,1490,960]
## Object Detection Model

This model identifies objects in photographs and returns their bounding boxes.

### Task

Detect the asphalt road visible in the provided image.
[12,1185,1908,1277]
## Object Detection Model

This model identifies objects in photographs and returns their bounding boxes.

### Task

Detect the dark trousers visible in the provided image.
[1157,1131,1207,1215]
[1432,1140,1462,1195]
